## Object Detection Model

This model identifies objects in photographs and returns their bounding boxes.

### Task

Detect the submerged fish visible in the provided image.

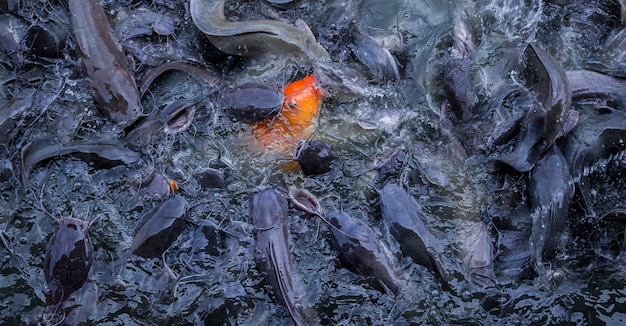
[327,211,400,296]
[349,31,400,83]
[69,0,142,126]
[319,0,399,83]
[497,43,574,172]
[458,219,496,288]
[190,0,329,63]
[527,145,573,260]
[220,83,284,123]
[125,99,198,149]
[187,220,223,271]
[44,217,94,306]
[249,188,314,326]
[142,170,177,198]
[130,195,190,258]
[21,138,140,187]
[138,62,221,97]
[379,183,445,279]
[0,89,34,144]
[293,140,338,176]
[599,26,626,77]
[566,69,626,101]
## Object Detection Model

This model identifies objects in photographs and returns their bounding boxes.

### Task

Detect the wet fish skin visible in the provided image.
[318,0,355,58]
[190,0,329,63]
[312,61,369,99]
[0,14,27,66]
[196,167,226,189]
[443,8,479,120]
[264,0,302,10]
[459,219,496,288]
[349,31,400,83]
[327,211,400,296]
[143,170,174,198]
[249,188,313,326]
[219,83,284,123]
[527,145,573,259]
[69,0,142,126]
[131,195,190,258]
[21,138,140,186]
[566,69,626,101]
[526,43,572,143]
[379,183,445,279]
[192,220,222,257]
[600,26,626,77]
[124,100,197,149]
[493,43,573,172]
[497,110,547,172]
[138,61,221,97]
[188,220,223,271]
[443,57,475,121]
[319,0,399,83]
[294,140,338,176]
[0,90,34,143]
[44,217,94,305]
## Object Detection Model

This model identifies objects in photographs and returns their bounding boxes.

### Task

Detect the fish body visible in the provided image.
[69,0,142,126]
[190,0,329,63]
[294,140,337,176]
[497,43,573,172]
[253,75,323,151]
[220,83,284,123]
[318,1,398,83]
[527,145,573,259]
[21,138,140,186]
[379,183,444,279]
[327,211,399,296]
[44,217,94,305]
[250,188,313,326]
[526,43,572,144]
[131,195,189,258]
[458,219,496,288]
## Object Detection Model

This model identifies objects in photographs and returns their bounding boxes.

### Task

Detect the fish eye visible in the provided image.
[286,98,297,109]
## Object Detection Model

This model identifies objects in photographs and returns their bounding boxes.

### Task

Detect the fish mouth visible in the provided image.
[164,106,196,134]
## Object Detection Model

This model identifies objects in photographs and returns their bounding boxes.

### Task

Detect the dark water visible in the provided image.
[1,0,626,324]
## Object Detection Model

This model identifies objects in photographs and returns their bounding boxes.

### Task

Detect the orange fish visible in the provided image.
[168,180,179,193]
[253,75,324,151]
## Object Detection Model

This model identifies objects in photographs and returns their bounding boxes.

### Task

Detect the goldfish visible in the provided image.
[253,75,324,151]
[168,180,179,193]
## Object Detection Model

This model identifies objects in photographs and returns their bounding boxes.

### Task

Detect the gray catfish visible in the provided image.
[124,99,198,149]
[249,188,314,326]
[130,195,190,258]
[44,217,94,306]
[138,61,221,97]
[566,69,626,101]
[458,219,496,288]
[318,0,399,83]
[379,183,445,280]
[293,140,338,176]
[497,43,576,172]
[69,0,142,126]
[327,211,400,296]
[190,0,329,63]
[527,145,573,260]
[21,138,140,186]
[219,83,284,123]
